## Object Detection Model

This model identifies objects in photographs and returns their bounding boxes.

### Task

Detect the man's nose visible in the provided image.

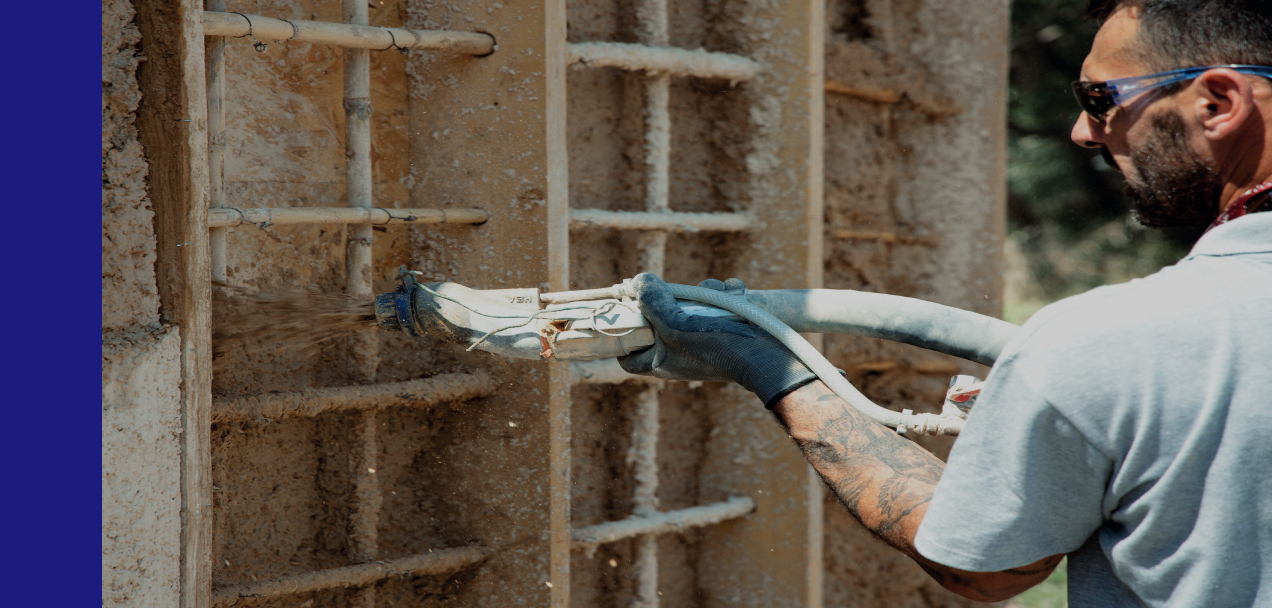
[1071,113,1104,148]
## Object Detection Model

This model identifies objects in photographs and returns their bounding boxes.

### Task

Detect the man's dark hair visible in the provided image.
[1086,0,1272,71]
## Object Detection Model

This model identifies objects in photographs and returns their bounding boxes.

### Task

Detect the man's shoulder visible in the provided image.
[1010,267,1193,356]
[1000,247,1269,384]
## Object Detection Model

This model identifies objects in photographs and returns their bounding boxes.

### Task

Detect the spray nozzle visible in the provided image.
[374,266,423,336]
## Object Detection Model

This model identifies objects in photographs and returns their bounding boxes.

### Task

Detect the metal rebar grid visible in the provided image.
[210,546,491,606]
[202,11,495,55]
[207,207,488,228]
[562,9,766,605]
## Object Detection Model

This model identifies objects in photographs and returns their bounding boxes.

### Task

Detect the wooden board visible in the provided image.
[133,1,213,606]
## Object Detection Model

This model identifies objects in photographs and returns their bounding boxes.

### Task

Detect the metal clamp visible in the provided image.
[230,12,268,52]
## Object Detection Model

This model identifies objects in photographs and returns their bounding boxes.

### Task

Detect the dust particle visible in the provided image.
[212,281,376,372]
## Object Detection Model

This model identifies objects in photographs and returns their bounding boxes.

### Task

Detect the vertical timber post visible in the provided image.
[545,0,571,597]
[805,0,826,603]
[133,0,213,606]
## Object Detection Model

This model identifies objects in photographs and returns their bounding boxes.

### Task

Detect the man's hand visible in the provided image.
[775,380,1063,602]
[617,273,819,408]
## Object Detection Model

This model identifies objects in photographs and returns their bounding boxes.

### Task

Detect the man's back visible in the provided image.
[916,213,1272,606]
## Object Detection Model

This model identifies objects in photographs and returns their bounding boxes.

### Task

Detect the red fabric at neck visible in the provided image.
[1203,179,1272,235]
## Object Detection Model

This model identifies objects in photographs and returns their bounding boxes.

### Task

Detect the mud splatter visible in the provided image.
[212,281,376,372]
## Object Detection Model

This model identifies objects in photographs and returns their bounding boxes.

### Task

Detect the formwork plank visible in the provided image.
[133,0,213,606]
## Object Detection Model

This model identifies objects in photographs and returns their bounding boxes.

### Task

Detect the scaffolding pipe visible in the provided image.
[201,11,495,55]
[210,546,490,605]
[570,209,750,232]
[567,42,760,83]
[211,372,498,423]
[207,207,488,228]
[206,0,227,282]
[571,497,756,549]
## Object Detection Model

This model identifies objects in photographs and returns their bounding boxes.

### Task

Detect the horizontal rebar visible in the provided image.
[568,359,657,385]
[211,546,490,605]
[567,42,760,82]
[202,11,495,55]
[212,372,498,423]
[571,497,756,550]
[571,209,751,232]
[208,207,488,228]
[831,229,937,246]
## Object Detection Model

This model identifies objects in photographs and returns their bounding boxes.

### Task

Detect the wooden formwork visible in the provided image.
[135,0,826,605]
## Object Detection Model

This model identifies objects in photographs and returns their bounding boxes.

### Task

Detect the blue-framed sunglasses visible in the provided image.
[1072,64,1272,123]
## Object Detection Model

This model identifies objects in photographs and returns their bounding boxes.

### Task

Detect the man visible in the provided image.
[618,1,1272,605]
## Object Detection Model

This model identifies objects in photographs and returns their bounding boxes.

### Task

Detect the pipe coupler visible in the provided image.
[374,267,423,336]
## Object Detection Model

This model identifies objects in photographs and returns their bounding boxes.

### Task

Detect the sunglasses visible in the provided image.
[1072,64,1272,123]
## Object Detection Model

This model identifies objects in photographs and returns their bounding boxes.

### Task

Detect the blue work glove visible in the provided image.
[617,273,819,409]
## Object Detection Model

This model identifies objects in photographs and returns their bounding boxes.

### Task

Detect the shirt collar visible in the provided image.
[1186,211,1272,259]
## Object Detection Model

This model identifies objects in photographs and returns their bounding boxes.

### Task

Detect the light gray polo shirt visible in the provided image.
[914,213,1272,607]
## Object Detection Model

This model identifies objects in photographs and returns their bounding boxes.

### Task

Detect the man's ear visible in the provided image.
[1193,68,1255,141]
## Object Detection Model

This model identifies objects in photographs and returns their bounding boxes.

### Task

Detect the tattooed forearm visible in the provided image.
[771,381,1064,602]
[775,382,946,550]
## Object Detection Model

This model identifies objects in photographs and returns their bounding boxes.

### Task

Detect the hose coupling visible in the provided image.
[897,410,965,436]
[374,266,423,336]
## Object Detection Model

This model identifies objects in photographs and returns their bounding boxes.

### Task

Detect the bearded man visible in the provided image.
[617,0,1272,605]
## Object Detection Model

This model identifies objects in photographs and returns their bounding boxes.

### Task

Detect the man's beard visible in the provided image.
[1120,111,1223,228]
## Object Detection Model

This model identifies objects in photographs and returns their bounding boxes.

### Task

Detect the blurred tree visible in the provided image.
[1005,0,1199,322]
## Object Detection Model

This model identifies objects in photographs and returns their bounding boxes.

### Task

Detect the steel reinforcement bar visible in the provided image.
[570,497,757,550]
[210,546,490,605]
[201,11,494,55]
[566,41,759,82]
[211,372,498,423]
[570,209,751,233]
[207,207,488,228]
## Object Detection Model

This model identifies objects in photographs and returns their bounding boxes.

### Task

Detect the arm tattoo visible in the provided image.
[773,382,1063,602]
[780,384,946,548]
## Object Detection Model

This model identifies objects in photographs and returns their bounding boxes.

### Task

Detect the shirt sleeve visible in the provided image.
[913,346,1113,572]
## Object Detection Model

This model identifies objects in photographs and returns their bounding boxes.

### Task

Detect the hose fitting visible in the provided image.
[374,267,423,336]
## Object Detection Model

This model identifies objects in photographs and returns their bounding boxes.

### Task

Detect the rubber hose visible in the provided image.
[654,283,911,429]
[745,290,1017,367]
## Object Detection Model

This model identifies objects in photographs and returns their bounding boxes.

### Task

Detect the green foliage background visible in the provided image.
[1004,0,1198,324]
